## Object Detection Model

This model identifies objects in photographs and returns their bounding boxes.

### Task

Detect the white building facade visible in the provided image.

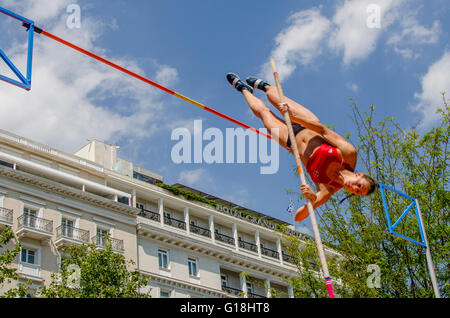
[0,129,337,298]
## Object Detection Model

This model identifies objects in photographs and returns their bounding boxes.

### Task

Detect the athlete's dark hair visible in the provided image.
[339,174,379,204]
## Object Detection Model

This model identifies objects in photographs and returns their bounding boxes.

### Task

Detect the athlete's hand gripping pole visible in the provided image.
[270,59,335,298]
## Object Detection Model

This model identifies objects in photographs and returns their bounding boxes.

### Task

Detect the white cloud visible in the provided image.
[387,15,440,60]
[413,51,450,128]
[0,0,178,152]
[347,82,359,92]
[1,0,70,22]
[328,0,402,66]
[262,0,408,77]
[392,47,420,60]
[156,65,179,87]
[179,168,211,186]
[387,17,441,47]
[261,8,331,81]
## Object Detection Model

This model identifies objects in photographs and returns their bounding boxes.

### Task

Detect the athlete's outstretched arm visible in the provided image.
[295,184,336,222]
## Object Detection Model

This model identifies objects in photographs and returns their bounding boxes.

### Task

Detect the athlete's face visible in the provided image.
[344,173,370,196]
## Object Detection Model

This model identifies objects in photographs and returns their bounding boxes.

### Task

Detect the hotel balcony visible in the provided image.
[138,208,160,223]
[0,207,13,228]
[215,232,235,246]
[282,251,295,265]
[55,225,90,248]
[190,223,211,238]
[238,238,258,253]
[247,291,267,298]
[92,234,124,253]
[221,285,243,297]
[16,214,53,242]
[261,245,280,260]
[164,214,186,230]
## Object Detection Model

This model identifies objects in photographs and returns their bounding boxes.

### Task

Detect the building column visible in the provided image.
[276,238,283,264]
[288,284,294,298]
[131,189,136,208]
[255,231,261,258]
[184,207,190,234]
[232,223,239,251]
[158,198,164,227]
[240,272,248,298]
[209,215,215,243]
[265,279,272,298]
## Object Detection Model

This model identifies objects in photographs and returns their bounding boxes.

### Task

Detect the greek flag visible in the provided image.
[287,198,294,215]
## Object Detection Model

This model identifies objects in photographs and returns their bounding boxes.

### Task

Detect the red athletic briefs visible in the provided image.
[306,143,354,190]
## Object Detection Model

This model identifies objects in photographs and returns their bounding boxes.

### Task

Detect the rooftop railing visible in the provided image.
[190,223,211,238]
[215,232,235,246]
[138,208,160,222]
[261,245,279,259]
[238,239,258,253]
[164,214,186,230]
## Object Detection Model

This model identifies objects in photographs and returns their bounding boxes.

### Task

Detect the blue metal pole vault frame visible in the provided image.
[379,182,427,248]
[0,6,36,90]
[379,182,441,297]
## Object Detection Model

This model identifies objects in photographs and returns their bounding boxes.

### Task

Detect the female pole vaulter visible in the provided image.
[226,73,378,222]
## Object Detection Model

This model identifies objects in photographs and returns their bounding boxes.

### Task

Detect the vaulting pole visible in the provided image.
[270,59,335,298]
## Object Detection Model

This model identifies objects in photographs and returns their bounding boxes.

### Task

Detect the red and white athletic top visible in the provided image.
[306,143,354,190]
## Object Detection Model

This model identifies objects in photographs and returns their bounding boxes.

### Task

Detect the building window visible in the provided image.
[188,258,198,277]
[246,283,254,295]
[133,171,157,185]
[136,202,145,210]
[97,228,109,245]
[158,249,168,269]
[23,207,37,228]
[61,218,74,238]
[0,160,13,169]
[221,275,228,287]
[21,249,36,265]
[117,197,129,205]
[160,290,171,298]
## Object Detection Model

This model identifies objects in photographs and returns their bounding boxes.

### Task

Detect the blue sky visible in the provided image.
[0,0,449,235]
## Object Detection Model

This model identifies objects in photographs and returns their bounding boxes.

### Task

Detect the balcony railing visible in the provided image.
[17,214,53,233]
[215,232,235,246]
[92,235,124,252]
[248,291,267,299]
[190,223,211,238]
[0,207,13,224]
[56,225,90,243]
[222,285,243,297]
[164,214,186,230]
[282,252,295,264]
[238,239,258,253]
[138,208,160,222]
[261,245,279,259]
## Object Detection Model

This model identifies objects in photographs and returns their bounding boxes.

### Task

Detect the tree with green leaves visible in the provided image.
[39,238,151,298]
[0,226,29,298]
[283,94,449,298]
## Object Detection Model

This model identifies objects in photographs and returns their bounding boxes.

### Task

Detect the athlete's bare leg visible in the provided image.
[265,86,320,123]
[241,90,289,148]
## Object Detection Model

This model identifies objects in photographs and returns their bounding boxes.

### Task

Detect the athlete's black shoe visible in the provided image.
[246,77,271,92]
[226,73,254,93]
